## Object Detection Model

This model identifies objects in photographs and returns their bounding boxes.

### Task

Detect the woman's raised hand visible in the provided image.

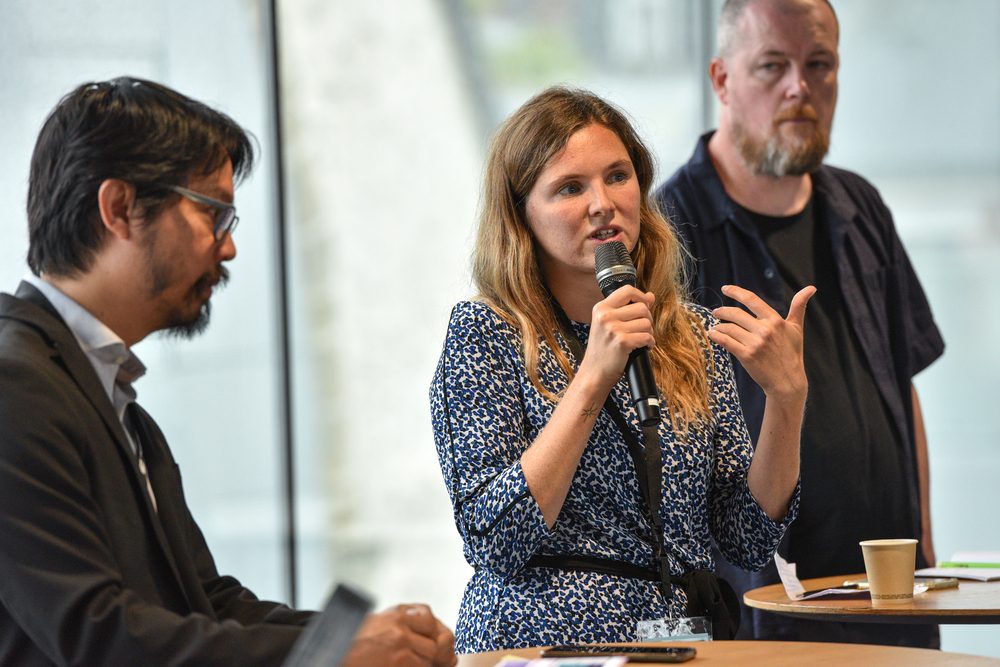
[708,284,815,403]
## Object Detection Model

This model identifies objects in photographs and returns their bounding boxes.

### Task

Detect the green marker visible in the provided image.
[938,561,1000,569]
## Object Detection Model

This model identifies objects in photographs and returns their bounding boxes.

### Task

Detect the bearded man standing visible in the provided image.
[655,0,943,648]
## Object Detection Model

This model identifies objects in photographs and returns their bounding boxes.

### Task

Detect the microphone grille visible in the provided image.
[595,240,632,271]
[594,241,636,295]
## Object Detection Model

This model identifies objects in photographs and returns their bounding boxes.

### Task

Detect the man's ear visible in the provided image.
[97,179,138,240]
[709,57,730,105]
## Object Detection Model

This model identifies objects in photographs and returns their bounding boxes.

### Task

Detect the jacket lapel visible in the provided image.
[4,282,197,611]
[128,403,215,616]
[12,283,130,441]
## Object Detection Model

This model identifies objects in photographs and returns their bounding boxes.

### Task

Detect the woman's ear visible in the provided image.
[96,178,137,240]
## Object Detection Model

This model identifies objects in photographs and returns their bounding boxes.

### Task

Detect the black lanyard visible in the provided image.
[550,301,668,578]
[547,299,740,640]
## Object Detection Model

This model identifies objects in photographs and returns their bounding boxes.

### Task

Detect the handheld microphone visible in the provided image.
[594,241,661,426]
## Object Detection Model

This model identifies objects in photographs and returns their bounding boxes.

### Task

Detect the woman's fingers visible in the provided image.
[787,286,817,327]
[719,283,778,320]
[708,284,814,401]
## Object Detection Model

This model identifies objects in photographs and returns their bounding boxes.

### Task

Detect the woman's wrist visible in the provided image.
[571,362,619,403]
[763,377,808,409]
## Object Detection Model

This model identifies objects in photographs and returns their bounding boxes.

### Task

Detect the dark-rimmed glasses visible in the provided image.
[167,185,239,241]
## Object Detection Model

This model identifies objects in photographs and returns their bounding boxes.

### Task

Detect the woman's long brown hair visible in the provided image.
[472,86,711,426]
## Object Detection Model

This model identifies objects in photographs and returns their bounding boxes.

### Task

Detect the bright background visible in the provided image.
[1,0,997,658]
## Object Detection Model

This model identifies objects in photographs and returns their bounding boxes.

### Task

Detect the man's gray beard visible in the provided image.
[733,121,830,178]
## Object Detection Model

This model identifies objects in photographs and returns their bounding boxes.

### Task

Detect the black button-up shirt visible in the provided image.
[655,132,943,466]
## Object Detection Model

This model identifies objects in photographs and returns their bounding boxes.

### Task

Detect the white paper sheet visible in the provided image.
[773,554,882,600]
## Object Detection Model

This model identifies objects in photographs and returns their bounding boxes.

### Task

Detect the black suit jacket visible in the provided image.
[0,282,312,666]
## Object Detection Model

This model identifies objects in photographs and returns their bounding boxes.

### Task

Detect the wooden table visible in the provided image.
[458,641,1000,666]
[744,573,1000,624]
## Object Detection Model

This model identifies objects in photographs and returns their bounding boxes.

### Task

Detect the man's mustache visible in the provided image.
[193,265,229,294]
[774,104,819,124]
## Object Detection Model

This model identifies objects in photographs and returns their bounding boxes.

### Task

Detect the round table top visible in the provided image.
[457,641,999,666]
[743,573,1000,624]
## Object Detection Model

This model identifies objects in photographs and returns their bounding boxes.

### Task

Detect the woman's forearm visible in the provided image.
[709,283,813,522]
[746,394,805,521]
[520,368,612,528]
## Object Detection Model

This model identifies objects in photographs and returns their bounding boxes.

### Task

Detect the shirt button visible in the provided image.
[764,268,775,280]
[115,355,126,365]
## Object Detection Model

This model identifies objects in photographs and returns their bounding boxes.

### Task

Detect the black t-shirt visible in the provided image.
[656,135,944,646]
[743,200,915,578]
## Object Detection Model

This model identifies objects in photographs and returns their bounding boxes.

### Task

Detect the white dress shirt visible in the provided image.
[24,274,157,509]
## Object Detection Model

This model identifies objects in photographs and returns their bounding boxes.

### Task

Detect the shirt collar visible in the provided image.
[680,131,744,232]
[685,130,860,235]
[23,275,146,402]
[809,165,861,240]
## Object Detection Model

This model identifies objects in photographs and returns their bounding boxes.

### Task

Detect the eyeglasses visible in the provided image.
[167,185,239,241]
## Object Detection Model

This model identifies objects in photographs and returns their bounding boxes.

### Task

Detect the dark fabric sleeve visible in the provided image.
[0,349,307,666]
[194,536,314,628]
[135,408,314,629]
[892,227,944,376]
[841,173,944,378]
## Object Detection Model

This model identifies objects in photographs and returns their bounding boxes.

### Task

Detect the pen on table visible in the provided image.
[937,562,1000,569]
[797,582,867,596]
[835,578,959,592]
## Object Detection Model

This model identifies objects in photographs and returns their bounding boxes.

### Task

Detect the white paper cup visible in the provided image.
[860,539,918,606]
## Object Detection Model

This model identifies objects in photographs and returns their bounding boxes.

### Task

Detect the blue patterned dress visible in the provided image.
[430,300,798,652]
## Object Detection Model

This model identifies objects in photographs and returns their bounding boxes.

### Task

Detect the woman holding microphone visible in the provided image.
[430,87,813,652]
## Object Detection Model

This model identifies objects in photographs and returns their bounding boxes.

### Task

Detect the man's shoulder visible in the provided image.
[0,294,50,348]
[0,293,83,408]
[0,285,63,329]
[0,346,84,460]
[655,149,708,206]
[0,290,33,320]
[654,135,729,234]
[813,163,891,217]
[656,163,692,212]
[0,292,65,356]
[815,163,881,197]
[810,163,905,246]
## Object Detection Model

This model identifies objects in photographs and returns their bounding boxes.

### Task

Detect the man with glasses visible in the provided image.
[169,185,241,238]
[0,77,455,666]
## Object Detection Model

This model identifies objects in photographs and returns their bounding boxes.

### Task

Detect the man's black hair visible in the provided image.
[27,76,255,277]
